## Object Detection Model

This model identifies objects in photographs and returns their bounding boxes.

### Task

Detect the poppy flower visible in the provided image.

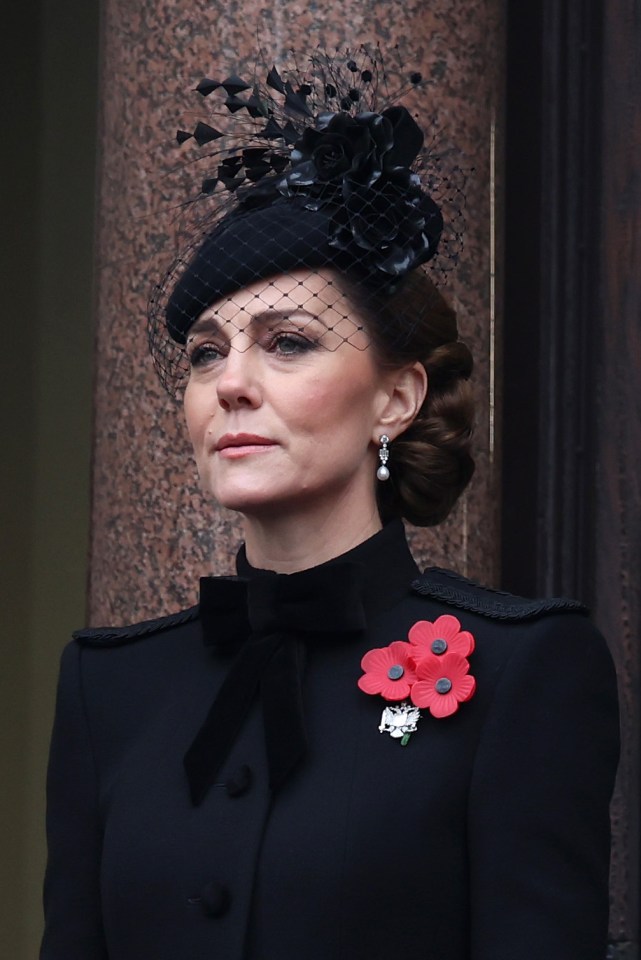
[410,652,476,718]
[408,614,475,659]
[358,640,418,701]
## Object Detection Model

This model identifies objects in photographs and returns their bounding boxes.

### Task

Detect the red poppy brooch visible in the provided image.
[358,615,476,745]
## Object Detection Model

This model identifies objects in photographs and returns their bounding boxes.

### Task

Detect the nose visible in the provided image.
[215,343,262,411]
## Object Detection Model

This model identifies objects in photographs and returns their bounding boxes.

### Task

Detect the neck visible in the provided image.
[241,496,383,574]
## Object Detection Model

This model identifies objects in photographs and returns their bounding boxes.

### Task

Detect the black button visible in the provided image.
[387,664,404,680]
[200,880,231,918]
[435,677,452,695]
[431,638,448,655]
[226,764,253,798]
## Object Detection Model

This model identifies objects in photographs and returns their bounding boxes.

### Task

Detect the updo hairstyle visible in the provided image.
[338,268,475,527]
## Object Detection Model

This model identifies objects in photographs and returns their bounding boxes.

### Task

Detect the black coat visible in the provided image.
[41,523,620,960]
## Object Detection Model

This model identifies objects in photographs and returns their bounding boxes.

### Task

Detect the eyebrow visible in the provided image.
[187,308,330,340]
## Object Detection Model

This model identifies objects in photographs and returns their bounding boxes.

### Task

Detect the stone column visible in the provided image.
[597,1,641,951]
[89,0,504,624]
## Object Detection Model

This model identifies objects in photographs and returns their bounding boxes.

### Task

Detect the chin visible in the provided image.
[210,480,328,520]
[205,484,290,516]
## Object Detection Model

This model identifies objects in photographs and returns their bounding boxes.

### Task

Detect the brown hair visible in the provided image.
[339,269,475,526]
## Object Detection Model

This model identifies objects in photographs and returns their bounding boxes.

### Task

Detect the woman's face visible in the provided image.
[183,269,398,521]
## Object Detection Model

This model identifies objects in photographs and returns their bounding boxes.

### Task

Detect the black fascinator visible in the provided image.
[148,45,465,396]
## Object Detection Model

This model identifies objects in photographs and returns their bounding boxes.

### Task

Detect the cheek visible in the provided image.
[286,368,379,445]
[183,386,213,454]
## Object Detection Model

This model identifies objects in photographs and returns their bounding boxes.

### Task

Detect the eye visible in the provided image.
[187,341,228,367]
[268,331,318,357]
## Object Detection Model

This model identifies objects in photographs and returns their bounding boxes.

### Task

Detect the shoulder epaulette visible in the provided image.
[73,605,200,648]
[412,567,588,622]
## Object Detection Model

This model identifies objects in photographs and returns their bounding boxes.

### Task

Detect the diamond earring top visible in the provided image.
[377,434,390,481]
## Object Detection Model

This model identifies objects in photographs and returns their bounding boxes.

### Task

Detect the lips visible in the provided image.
[215,433,277,454]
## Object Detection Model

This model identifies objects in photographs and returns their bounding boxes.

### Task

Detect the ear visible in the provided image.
[373,362,428,442]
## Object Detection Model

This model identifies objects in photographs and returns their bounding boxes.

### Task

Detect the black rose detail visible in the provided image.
[329,173,443,277]
[288,112,388,184]
[312,132,356,179]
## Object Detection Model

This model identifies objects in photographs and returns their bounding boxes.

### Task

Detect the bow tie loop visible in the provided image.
[199,562,367,647]
[199,577,250,648]
[246,562,367,637]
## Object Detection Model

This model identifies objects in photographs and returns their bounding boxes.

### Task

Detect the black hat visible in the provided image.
[149,48,458,396]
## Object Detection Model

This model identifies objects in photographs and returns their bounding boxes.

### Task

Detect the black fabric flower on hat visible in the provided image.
[276,104,442,277]
[287,110,395,183]
[330,172,443,276]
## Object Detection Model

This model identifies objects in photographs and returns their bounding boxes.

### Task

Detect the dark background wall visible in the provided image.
[502,2,640,954]
[0,1,98,955]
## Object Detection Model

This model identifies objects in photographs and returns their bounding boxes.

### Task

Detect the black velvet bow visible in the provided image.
[184,562,367,805]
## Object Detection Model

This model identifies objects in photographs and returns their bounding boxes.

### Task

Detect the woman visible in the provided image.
[41,51,619,960]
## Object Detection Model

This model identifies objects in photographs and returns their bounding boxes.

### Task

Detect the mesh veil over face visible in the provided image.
[148,48,464,396]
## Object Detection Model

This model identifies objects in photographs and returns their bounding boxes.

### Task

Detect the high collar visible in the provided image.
[235,519,419,623]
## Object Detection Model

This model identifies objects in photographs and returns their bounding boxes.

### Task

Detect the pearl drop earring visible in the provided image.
[377,435,390,481]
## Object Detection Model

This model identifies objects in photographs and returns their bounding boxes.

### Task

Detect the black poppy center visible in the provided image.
[388,664,404,680]
[314,140,349,175]
[435,677,452,695]
[431,638,448,655]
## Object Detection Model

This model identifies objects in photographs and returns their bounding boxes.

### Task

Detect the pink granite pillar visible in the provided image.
[89,1,504,624]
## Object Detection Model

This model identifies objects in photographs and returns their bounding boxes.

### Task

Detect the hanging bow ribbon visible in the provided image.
[184,561,367,805]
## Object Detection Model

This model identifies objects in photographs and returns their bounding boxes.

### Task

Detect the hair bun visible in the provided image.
[365,273,475,527]
[424,340,473,387]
